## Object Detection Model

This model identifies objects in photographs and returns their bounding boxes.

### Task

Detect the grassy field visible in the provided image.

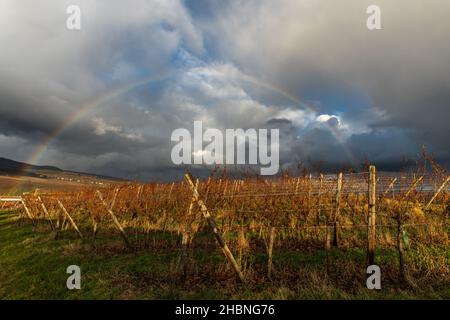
[0,210,449,300]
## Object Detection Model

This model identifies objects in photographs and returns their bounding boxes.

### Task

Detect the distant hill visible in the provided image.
[0,157,122,181]
[0,157,62,174]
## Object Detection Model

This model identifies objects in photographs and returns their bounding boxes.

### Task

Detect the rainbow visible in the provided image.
[16,70,358,182]
[21,72,174,172]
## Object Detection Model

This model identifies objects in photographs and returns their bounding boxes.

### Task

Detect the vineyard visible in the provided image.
[1,164,449,299]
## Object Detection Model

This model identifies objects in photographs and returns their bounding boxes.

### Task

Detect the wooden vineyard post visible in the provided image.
[135,185,143,203]
[96,190,133,250]
[20,198,34,221]
[332,172,342,247]
[317,174,323,226]
[425,176,450,210]
[325,215,331,276]
[178,179,198,278]
[53,207,62,239]
[403,176,424,199]
[37,196,54,231]
[396,212,405,282]
[168,182,175,199]
[307,173,312,223]
[184,172,246,283]
[110,188,119,209]
[395,208,416,287]
[179,231,193,278]
[92,215,99,238]
[367,165,377,265]
[267,226,276,279]
[383,178,397,197]
[92,187,120,238]
[57,200,83,239]
[223,180,228,196]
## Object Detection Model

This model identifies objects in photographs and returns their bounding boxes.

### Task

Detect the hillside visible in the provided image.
[0,157,62,174]
[0,157,123,195]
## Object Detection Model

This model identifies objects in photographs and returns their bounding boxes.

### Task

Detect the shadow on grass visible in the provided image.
[1,211,449,299]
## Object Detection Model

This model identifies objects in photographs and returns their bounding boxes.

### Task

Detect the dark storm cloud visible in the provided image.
[0,0,448,180]
[207,0,450,155]
[0,76,68,139]
[0,0,205,176]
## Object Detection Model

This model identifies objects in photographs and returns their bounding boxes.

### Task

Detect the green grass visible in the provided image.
[0,210,449,300]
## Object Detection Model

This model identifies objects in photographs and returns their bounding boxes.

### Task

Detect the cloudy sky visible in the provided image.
[0,0,449,180]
